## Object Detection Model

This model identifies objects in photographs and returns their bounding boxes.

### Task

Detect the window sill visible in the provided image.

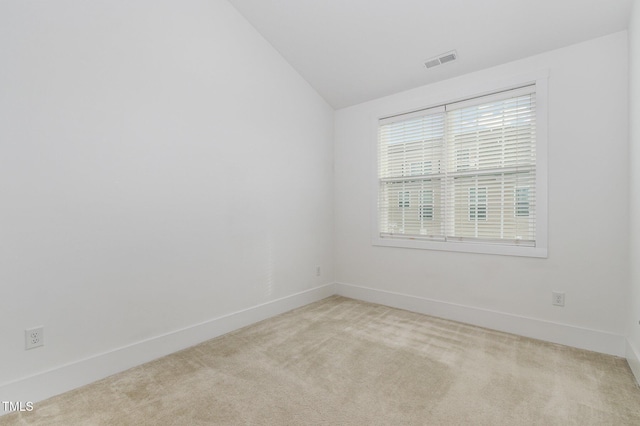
[372,236,548,258]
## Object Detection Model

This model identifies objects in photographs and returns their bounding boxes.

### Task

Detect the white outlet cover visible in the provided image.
[552,292,565,307]
[25,327,44,350]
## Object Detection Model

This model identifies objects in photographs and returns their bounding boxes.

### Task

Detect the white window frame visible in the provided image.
[371,70,548,258]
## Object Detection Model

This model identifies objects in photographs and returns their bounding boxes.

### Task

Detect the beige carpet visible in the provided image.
[2,296,639,425]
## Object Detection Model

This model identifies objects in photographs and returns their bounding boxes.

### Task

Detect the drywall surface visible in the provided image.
[334,32,629,351]
[628,0,640,381]
[0,0,333,388]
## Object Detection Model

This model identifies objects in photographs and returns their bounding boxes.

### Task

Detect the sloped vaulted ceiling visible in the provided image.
[228,0,633,108]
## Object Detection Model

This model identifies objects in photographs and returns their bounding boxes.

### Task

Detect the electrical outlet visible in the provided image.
[25,327,44,350]
[552,292,565,307]
[316,266,321,277]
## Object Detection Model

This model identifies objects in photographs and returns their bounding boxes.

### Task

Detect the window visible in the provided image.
[375,76,547,257]
[398,191,410,208]
[410,161,432,176]
[515,187,530,217]
[469,187,487,221]
[420,189,434,221]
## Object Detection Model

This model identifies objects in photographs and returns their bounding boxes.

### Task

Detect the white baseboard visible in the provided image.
[2,280,629,417]
[0,283,335,411]
[627,339,640,386]
[335,282,626,357]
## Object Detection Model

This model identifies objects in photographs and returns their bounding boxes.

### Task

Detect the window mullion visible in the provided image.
[500,174,505,240]
[443,111,452,241]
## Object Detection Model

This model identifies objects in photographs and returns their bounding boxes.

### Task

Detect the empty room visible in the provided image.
[2,0,640,424]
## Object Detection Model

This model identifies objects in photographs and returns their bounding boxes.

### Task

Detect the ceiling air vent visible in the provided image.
[424,50,458,69]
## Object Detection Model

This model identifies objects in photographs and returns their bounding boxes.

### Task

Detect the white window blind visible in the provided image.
[377,85,537,247]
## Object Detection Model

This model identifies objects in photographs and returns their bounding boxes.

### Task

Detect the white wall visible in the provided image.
[0,0,334,392]
[335,32,629,355]
[628,0,640,382]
